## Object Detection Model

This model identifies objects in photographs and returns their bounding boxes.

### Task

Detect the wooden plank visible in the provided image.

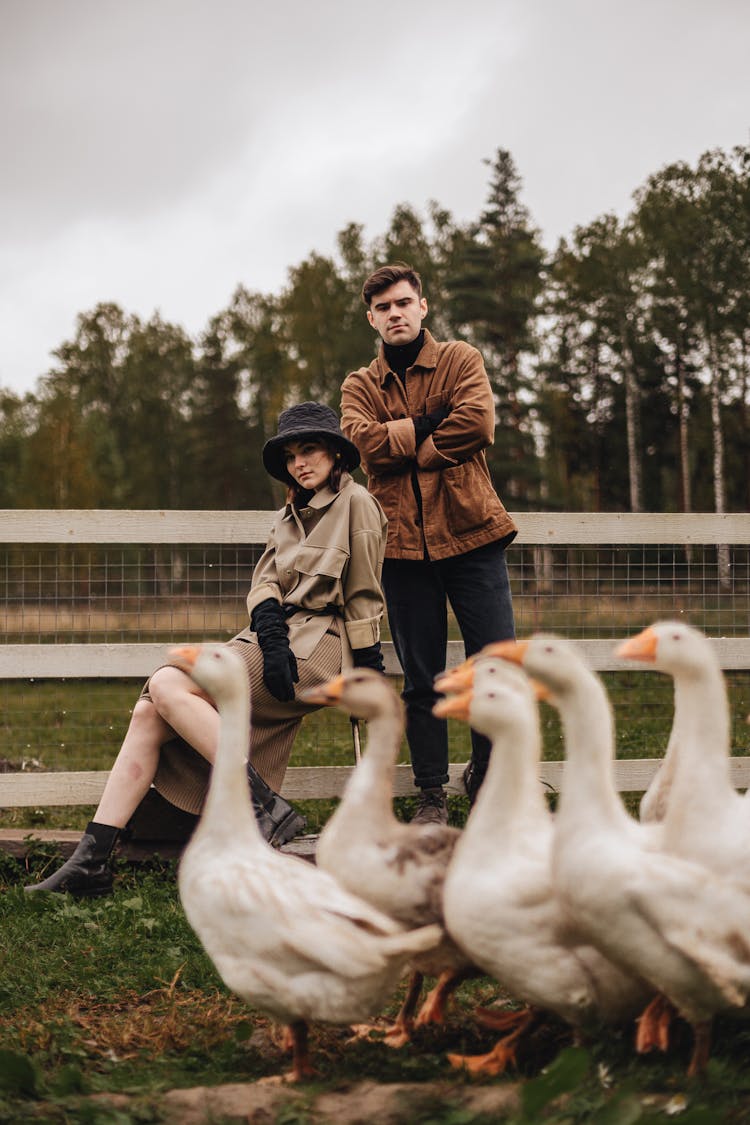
[2,757,749,808]
[0,510,277,544]
[0,644,170,679]
[0,771,109,805]
[4,637,750,679]
[514,511,750,545]
[575,637,750,672]
[0,642,410,679]
[0,827,317,862]
[0,828,82,844]
[3,510,750,545]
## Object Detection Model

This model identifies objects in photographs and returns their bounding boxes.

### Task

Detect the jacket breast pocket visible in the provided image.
[425,392,450,412]
[294,544,348,579]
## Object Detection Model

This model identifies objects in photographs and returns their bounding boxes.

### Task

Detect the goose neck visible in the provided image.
[199,689,261,844]
[555,678,627,827]
[339,709,400,818]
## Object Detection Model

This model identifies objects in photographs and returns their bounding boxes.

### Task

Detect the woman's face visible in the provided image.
[283,439,336,492]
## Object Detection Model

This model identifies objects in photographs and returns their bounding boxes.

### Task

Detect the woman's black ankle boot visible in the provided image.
[246,761,306,847]
[24,821,120,897]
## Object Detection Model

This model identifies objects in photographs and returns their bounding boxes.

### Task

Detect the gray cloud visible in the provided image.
[1,0,749,393]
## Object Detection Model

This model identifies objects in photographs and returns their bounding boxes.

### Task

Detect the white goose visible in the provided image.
[617,621,716,825]
[434,654,651,1075]
[617,621,750,882]
[170,644,441,1081]
[302,668,475,1045]
[493,634,750,1076]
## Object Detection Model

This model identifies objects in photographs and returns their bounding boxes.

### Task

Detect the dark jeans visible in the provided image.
[382,539,515,790]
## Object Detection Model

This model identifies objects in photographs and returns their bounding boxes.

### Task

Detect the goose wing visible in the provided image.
[182,847,439,980]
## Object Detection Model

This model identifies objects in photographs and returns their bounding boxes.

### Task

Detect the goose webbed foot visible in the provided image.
[447,1008,535,1077]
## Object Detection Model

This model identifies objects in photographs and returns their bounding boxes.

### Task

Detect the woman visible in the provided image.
[26,402,387,897]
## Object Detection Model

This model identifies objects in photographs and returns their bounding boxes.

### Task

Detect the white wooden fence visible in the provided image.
[2,509,750,811]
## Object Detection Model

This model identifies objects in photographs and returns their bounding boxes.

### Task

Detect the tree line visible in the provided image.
[2,143,749,514]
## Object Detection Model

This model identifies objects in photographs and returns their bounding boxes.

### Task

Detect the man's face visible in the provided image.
[366,279,428,345]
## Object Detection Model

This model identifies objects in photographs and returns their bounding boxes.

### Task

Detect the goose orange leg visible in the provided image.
[287,1020,315,1082]
[383,969,425,1047]
[474,1005,536,1033]
[447,1007,535,1077]
[687,1020,712,1078]
[635,994,674,1055]
[414,966,480,1028]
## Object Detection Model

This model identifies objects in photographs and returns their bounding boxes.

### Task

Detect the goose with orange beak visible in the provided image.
[435,653,651,1076]
[617,621,750,882]
[486,633,750,1077]
[171,644,442,1082]
[301,667,477,1047]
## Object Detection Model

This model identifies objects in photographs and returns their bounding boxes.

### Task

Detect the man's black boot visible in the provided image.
[24,821,119,897]
[411,787,449,826]
[246,761,306,847]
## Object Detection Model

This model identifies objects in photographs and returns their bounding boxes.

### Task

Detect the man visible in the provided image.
[341,262,517,825]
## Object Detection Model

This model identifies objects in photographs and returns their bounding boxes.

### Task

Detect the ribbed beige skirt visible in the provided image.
[147,629,343,816]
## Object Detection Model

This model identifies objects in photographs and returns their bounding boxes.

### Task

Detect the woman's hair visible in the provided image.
[285,438,344,506]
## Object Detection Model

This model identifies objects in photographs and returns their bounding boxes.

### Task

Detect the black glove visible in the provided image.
[352,641,385,673]
[250,598,299,702]
[412,404,450,446]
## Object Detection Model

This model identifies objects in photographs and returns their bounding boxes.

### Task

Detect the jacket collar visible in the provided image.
[282,473,353,518]
[375,329,439,386]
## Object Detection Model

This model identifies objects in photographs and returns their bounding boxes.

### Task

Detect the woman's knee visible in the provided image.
[147,665,194,714]
[128,697,165,739]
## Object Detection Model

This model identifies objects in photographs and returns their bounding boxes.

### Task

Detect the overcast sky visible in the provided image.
[1,0,748,396]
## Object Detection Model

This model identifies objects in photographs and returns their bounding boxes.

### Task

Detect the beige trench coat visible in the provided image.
[242,473,388,663]
[152,474,387,811]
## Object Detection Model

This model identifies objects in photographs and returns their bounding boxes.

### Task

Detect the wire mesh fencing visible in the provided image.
[2,522,750,780]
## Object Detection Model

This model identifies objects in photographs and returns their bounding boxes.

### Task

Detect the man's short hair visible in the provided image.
[361,262,422,306]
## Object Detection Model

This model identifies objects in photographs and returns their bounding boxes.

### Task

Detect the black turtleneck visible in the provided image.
[383,329,425,385]
[383,328,429,558]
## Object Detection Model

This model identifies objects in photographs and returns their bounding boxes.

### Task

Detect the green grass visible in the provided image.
[2,686,750,1121]
[3,665,750,1118]
[2,861,750,1122]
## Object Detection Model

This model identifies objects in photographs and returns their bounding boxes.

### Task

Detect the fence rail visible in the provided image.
[2,509,750,812]
[2,509,750,544]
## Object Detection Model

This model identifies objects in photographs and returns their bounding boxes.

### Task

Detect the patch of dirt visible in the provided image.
[158,1077,522,1124]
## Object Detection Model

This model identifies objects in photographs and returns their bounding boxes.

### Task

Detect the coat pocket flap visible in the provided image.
[294,543,348,579]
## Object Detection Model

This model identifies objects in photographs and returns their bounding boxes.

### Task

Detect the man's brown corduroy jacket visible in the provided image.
[341,330,517,561]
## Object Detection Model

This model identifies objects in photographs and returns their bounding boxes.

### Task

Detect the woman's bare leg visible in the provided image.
[25,668,223,895]
[148,660,305,846]
[95,666,220,827]
[146,665,221,759]
[94,698,175,827]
